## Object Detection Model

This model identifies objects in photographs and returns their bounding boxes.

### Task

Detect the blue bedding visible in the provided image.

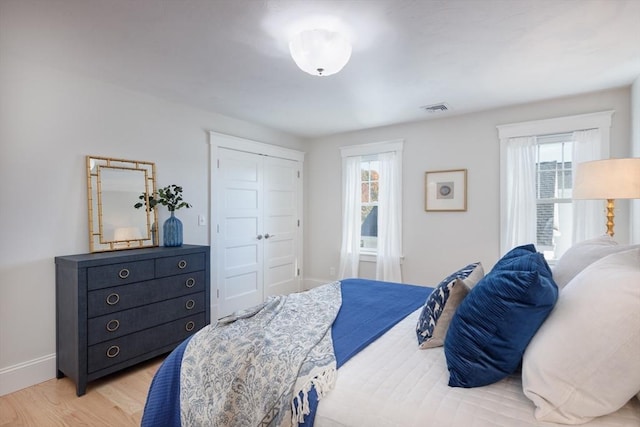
[141,278,432,427]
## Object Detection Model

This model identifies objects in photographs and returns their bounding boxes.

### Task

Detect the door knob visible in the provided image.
[256,234,263,240]
[264,233,275,239]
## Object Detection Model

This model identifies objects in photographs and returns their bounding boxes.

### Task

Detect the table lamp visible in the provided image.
[573,158,640,236]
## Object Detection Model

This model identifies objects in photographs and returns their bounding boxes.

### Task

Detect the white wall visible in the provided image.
[0,55,305,395]
[304,87,633,288]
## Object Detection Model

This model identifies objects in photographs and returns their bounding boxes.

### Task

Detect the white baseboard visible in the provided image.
[0,353,56,396]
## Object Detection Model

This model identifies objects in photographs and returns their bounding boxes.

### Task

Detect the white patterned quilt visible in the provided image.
[180,282,342,427]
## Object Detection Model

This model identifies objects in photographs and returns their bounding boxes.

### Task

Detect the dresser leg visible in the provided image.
[76,382,87,397]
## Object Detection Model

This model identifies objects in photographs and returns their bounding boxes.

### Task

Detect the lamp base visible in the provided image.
[606,198,615,237]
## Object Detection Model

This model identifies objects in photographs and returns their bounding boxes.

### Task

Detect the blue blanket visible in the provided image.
[141,278,432,427]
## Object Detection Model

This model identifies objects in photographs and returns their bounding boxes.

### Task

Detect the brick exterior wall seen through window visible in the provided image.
[536,161,572,247]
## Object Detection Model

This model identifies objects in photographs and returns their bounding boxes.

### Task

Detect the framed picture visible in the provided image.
[425,169,467,212]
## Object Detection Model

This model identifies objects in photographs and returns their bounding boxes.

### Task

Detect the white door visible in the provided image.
[263,156,300,297]
[217,148,264,316]
[216,148,301,317]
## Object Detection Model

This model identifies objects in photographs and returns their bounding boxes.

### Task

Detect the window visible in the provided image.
[360,156,379,251]
[498,111,613,260]
[338,140,403,282]
[535,134,574,260]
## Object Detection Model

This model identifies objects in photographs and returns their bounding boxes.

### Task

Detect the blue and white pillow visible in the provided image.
[416,262,483,349]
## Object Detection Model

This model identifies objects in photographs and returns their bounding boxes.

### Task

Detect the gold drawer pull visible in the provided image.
[118,268,130,279]
[106,293,120,306]
[178,260,187,269]
[106,345,120,358]
[106,319,120,332]
[185,321,195,332]
[185,299,195,310]
[185,277,196,288]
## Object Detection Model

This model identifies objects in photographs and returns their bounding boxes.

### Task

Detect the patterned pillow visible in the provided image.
[416,262,483,349]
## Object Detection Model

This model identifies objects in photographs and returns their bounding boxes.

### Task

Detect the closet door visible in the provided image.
[263,156,300,298]
[216,147,301,318]
[217,148,264,316]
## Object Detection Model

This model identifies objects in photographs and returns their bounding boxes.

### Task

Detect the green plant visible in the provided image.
[155,184,192,212]
[134,192,158,210]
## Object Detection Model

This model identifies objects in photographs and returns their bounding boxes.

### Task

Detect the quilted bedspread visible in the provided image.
[141,279,433,427]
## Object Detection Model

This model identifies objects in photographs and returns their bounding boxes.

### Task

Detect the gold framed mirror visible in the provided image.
[86,156,158,252]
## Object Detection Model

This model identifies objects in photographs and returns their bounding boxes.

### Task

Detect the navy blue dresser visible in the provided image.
[55,245,210,396]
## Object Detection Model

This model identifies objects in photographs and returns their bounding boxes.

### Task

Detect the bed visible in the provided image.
[142,237,640,426]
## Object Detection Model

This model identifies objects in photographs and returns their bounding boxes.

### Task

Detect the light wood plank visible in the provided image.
[0,356,164,426]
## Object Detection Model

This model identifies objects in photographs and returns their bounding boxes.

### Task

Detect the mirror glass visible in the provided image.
[86,156,158,252]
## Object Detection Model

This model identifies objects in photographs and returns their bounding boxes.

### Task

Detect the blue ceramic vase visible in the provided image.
[163,212,183,247]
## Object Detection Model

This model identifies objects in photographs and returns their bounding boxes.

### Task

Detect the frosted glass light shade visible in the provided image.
[289,29,352,76]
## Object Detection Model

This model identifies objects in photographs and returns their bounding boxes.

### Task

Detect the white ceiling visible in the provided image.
[2,0,639,138]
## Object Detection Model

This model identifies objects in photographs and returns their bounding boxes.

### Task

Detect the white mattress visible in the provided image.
[315,309,640,427]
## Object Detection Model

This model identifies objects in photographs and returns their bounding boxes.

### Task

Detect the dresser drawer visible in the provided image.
[87,292,205,345]
[87,313,206,373]
[155,252,205,278]
[87,259,155,291]
[87,271,206,318]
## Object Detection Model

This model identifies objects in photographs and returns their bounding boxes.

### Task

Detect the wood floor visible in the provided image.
[0,356,164,426]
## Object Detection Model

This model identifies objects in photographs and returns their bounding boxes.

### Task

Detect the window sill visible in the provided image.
[359,253,405,264]
[359,252,377,263]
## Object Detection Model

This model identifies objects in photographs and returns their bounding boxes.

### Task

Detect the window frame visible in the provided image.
[534,136,574,259]
[340,139,404,261]
[497,111,613,257]
[359,155,380,254]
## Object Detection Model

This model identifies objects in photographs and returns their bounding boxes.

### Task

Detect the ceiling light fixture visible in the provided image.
[289,29,352,77]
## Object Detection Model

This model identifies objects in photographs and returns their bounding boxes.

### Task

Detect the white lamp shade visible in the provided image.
[573,158,640,200]
[289,29,352,77]
[113,226,143,241]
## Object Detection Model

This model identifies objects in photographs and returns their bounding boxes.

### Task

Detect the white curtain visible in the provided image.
[376,152,402,282]
[338,156,361,278]
[503,136,538,253]
[572,129,603,242]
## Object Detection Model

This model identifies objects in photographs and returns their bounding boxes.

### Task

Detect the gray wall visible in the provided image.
[631,76,640,243]
[303,87,633,288]
[0,55,305,394]
[1,44,636,397]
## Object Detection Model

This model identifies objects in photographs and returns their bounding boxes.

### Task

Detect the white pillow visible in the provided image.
[523,248,640,424]
[551,235,637,288]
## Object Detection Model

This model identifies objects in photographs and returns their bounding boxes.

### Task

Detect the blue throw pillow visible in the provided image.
[416,262,482,348]
[494,251,553,280]
[444,251,558,388]
[495,243,537,264]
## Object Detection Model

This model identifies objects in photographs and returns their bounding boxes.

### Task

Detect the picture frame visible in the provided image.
[425,169,467,212]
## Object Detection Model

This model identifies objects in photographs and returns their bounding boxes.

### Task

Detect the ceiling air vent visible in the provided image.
[420,103,450,113]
